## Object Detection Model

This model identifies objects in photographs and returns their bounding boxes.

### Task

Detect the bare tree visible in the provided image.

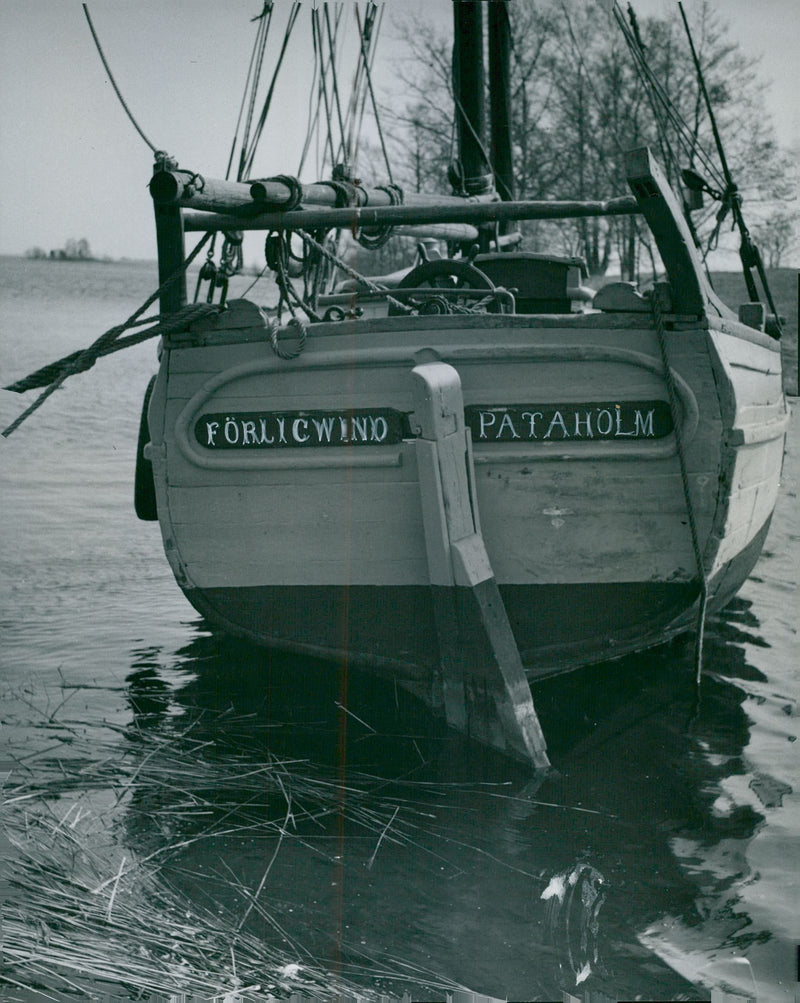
[753,207,798,269]
[381,0,796,279]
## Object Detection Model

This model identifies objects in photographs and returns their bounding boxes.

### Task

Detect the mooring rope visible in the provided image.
[649,287,709,679]
[2,234,216,438]
[5,304,219,397]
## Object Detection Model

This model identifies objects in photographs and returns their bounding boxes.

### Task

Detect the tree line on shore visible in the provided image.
[370,0,797,278]
[25,238,95,262]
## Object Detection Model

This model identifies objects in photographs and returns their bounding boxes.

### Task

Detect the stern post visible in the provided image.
[411,360,550,770]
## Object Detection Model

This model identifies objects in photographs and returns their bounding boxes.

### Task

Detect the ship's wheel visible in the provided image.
[391,257,499,315]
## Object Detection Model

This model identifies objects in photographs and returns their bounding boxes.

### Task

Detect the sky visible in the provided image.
[0,0,797,263]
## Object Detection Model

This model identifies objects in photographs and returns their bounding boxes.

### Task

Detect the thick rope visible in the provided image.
[3,234,215,438]
[5,304,218,396]
[649,288,709,680]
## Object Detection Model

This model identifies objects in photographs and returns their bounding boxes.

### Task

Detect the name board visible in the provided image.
[464,401,673,442]
[196,409,408,449]
[197,401,672,450]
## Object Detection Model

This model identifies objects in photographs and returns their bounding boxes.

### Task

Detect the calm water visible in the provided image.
[1,256,798,1000]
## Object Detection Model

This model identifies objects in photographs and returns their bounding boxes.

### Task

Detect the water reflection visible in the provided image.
[127,647,172,725]
[111,594,788,1000]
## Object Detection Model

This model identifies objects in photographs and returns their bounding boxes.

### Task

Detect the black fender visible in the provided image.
[134,376,158,521]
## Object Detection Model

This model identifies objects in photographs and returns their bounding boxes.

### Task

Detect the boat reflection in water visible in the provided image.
[121,592,786,1001]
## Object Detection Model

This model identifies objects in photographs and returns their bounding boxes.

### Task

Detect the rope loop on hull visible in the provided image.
[263,312,308,360]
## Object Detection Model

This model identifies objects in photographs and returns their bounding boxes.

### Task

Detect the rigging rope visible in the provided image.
[2,233,215,438]
[345,5,371,165]
[267,231,324,323]
[297,230,414,316]
[238,2,273,181]
[354,3,393,183]
[622,5,682,188]
[297,18,323,178]
[242,2,302,180]
[82,4,158,153]
[323,4,349,168]
[612,2,725,193]
[311,6,339,175]
[354,6,386,169]
[225,2,271,180]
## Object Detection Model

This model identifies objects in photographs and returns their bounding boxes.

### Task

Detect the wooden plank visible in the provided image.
[727,437,786,493]
[169,308,685,351]
[167,479,423,525]
[173,519,428,571]
[164,443,717,586]
[626,147,709,316]
[181,555,427,588]
[163,441,419,488]
[164,353,669,395]
[165,313,666,368]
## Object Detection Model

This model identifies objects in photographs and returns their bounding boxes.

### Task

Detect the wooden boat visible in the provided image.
[137,2,787,762]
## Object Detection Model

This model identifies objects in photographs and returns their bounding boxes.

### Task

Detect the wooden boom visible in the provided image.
[181,197,640,233]
[150,169,487,214]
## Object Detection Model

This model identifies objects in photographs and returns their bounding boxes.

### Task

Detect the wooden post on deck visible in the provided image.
[411,361,550,769]
[152,156,187,317]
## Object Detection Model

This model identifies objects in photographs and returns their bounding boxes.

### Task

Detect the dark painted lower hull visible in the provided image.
[180,515,771,683]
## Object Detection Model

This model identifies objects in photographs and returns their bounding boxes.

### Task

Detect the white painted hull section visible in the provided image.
[147,304,786,673]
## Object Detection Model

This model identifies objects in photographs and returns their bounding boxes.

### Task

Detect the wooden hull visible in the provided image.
[147,302,787,684]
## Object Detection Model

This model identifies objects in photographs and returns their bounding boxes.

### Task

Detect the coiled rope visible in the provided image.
[3,233,216,438]
[649,287,709,680]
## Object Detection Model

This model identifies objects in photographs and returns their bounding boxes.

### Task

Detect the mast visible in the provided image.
[452,1,493,196]
[488,0,514,203]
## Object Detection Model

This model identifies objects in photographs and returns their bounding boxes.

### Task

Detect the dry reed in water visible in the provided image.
[1,699,477,999]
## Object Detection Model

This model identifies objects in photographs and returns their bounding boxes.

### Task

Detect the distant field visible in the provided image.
[603,267,799,395]
[711,268,798,395]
